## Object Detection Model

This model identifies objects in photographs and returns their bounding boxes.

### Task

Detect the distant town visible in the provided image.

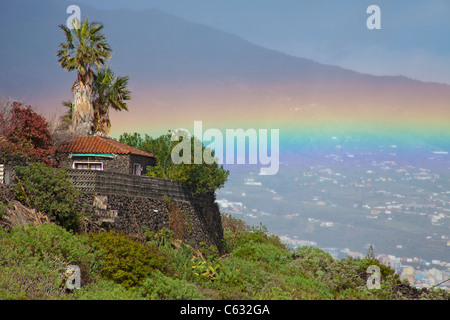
[216,144,450,292]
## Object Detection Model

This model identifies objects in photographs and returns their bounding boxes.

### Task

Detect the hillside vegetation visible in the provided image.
[0,205,448,300]
[0,103,447,300]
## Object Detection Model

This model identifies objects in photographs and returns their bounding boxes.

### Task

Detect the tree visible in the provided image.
[57,18,112,134]
[59,100,73,127]
[366,244,376,260]
[0,102,55,165]
[116,132,144,149]
[59,68,130,135]
[91,67,131,135]
[118,132,229,194]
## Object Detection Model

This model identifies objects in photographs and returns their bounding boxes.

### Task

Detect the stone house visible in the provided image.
[57,135,156,175]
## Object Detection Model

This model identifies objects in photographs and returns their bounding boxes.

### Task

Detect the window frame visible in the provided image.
[133,163,142,176]
[73,161,104,171]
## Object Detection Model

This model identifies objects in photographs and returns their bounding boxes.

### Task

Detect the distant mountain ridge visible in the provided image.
[1,0,449,134]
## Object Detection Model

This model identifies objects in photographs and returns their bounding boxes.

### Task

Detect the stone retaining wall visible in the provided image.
[1,167,225,253]
[66,169,210,203]
[78,192,224,253]
[67,170,224,252]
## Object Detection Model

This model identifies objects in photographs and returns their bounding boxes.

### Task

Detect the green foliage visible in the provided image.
[198,241,220,261]
[91,67,131,134]
[74,280,144,300]
[0,223,98,299]
[224,227,286,254]
[290,247,365,295]
[118,132,229,194]
[117,132,144,149]
[355,257,397,280]
[366,244,376,260]
[221,213,252,233]
[139,270,204,300]
[144,227,175,249]
[232,241,291,265]
[89,231,167,289]
[14,163,81,231]
[191,258,220,281]
[57,18,111,85]
[0,214,447,300]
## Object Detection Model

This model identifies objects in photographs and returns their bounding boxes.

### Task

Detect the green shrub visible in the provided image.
[14,163,81,231]
[0,265,66,300]
[232,242,292,265]
[221,214,252,233]
[224,229,285,253]
[74,280,144,300]
[89,231,167,289]
[145,227,175,249]
[6,223,99,283]
[139,270,204,300]
[253,284,293,300]
[212,256,270,299]
[290,247,368,297]
[0,223,98,299]
[191,258,220,281]
[198,241,220,261]
[355,257,397,280]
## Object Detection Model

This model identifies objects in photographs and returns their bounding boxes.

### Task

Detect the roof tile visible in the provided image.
[58,136,155,158]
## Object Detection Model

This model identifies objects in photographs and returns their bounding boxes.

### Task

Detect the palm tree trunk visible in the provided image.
[97,108,112,135]
[70,83,94,135]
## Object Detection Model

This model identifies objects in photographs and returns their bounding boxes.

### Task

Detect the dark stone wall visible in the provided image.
[57,153,156,175]
[65,169,211,202]
[129,154,157,175]
[0,154,32,185]
[58,153,128,173]
[78,192,225,253]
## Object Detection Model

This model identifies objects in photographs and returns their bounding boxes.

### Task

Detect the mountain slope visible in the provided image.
[1,0,450,134]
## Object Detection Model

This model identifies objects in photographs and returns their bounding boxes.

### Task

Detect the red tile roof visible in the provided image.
[58,136,155,158]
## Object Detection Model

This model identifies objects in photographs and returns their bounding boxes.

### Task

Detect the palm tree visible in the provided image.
[91,67,131,135]
[56,18,112,134]
[60,100,73,125]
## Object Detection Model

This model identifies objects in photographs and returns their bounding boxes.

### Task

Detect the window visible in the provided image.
[133,163,142,176]
[73,162,103,170]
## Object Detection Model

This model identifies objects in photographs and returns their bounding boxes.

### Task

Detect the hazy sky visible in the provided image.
[72,0,450,84]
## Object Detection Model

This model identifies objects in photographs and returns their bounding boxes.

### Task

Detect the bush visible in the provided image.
[232,242,292,265]
[7,223,99,281]
[213,257,266,299]
[224,227,287,256]
[290,247,367,296]
[74,280,144,300]
[0,102,55,165]
[14,163,81,231]
[221,214,252,233]
[139,270,204,300]
[89,231,167,289]
[0,223,98,299]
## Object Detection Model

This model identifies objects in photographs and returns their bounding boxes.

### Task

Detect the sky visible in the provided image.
[72,0,450,85]
[1,0,449,146]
